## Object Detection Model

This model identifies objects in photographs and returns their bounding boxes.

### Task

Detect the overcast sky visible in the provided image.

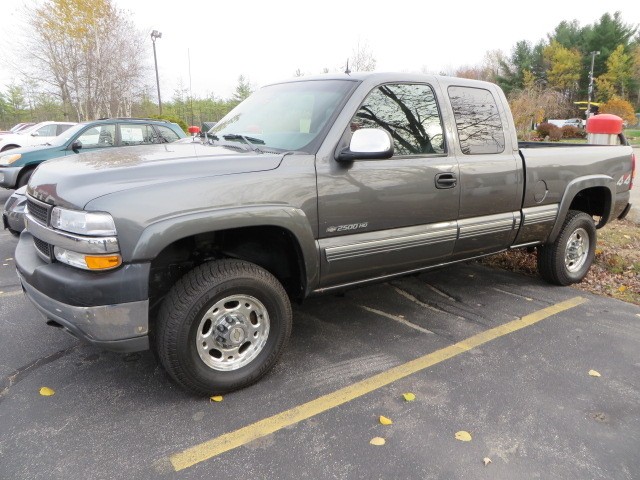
[2,0,639,100]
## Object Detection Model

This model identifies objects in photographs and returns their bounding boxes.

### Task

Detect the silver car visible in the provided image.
[2,186,26,235]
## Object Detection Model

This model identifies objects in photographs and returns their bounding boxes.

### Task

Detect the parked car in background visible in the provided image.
[0,122,36,135]
[0,118,186,189]
[548,118,585,129]
[0,121,76,152]
[2,185,26,235]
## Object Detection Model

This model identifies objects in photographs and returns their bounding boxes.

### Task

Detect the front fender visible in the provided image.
[130,204,320,295]
[547,174,615,243]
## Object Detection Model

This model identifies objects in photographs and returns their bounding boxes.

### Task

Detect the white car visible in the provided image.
[0,121,76,152]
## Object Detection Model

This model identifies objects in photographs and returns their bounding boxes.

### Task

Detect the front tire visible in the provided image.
[537,210,596,285]
[154,259,292,396]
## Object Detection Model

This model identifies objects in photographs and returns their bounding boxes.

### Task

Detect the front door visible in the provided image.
[316,82,460,289]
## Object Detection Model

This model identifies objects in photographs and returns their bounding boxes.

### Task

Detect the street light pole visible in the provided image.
[151,30,163,115]
[587,50,600,119]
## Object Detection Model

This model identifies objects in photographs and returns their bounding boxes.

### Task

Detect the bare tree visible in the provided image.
[349,40,377,72]
[508,73,571,140]
[21,0,146,121]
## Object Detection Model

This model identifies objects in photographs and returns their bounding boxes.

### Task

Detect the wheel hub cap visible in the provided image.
[565,227,590,273]
[196,295,270,371]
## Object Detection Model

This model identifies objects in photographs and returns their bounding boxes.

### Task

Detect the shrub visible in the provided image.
[148,114,189,134]
[548,126,563,141]
[561,125,580,139]
[536,122,562,141]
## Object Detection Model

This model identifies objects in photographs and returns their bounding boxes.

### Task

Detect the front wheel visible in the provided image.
[537,210,596,286]
[154,259,292,396]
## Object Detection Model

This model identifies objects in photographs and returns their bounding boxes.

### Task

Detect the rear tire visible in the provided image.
[537,210,596,286]
[154,259,292,396]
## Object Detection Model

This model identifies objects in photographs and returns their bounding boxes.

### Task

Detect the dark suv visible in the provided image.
[0,118,186,189]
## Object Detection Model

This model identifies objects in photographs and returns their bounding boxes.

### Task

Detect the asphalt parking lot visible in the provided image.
[1,188,639,480]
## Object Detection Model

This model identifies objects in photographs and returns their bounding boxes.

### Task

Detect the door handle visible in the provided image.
[435,173,457,189]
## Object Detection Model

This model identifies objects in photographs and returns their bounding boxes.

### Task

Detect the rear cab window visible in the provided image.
[447,86,505,155]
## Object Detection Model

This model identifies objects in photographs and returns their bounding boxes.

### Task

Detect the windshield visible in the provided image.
[210,80,356,152]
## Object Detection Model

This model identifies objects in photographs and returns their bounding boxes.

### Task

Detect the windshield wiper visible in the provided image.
[222,134,264,153]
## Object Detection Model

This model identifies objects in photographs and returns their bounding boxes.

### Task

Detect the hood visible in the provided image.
[0,143,59,161]
[27,142,284,208]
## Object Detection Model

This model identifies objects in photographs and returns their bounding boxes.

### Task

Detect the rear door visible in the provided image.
[445,84,522,258]
[316,82,460,288]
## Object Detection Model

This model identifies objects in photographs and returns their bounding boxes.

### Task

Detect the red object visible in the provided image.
[188,126,201,134]
[586,114,623,135]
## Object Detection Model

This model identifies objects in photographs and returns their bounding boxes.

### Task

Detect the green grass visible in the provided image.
[625,128,640,145]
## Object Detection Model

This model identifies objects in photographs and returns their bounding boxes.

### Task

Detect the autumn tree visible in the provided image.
[23,0,146,121]
[543,40,582,99]
[633,45,640,105]
[508,72,571,140]
[600,96,637,125]
[598,45,633,99]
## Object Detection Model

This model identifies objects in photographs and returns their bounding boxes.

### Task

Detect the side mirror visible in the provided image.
[31,131,40,137]
[71,140,83,153]
[337,128,394,162]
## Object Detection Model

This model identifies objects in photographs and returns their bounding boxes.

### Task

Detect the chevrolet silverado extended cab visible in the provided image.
[15,73,635,395]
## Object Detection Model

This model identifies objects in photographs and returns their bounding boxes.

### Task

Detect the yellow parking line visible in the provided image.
[169,296,587,471]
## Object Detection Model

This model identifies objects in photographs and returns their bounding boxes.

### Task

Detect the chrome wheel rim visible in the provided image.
[196,295,270,371]
[565,227,589,273]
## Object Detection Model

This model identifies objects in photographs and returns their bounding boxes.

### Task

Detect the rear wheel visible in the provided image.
[154,259,292,396]
[537,210,596,285]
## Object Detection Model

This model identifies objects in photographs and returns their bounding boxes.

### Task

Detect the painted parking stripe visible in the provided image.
[169,296,586,471]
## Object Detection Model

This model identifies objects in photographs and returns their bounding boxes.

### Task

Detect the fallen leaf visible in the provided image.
[402,392,416,402]
[588,370,601,377]
[623,235,631,239]
[210,395,223,402]
[455,431,472,442]
[483,457,492,466]
[39,387,55,396]
[379,415,393,425]
[618,286,627,292]
[595,249,603,255]
[370,437,386,446]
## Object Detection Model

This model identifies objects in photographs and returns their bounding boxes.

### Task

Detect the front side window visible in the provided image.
[448,86,505,155]
[77,124,116,148]
[155,125,180,143]
[352,83,445,156]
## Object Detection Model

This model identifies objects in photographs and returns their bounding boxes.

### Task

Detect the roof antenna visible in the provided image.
[344,59,351,75]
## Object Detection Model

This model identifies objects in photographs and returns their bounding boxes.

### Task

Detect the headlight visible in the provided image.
[54,247,122,271]
[0,153,21,165]
[50,207,117,236]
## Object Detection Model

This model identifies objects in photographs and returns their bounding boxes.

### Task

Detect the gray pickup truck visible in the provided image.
[15,73,635,395]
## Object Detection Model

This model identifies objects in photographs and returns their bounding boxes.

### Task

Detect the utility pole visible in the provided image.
[587,50,600,119]
[151,30,163,115]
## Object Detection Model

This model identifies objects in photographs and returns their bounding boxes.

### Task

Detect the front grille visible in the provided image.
[33,237,52,258]
[27,199,50,225]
